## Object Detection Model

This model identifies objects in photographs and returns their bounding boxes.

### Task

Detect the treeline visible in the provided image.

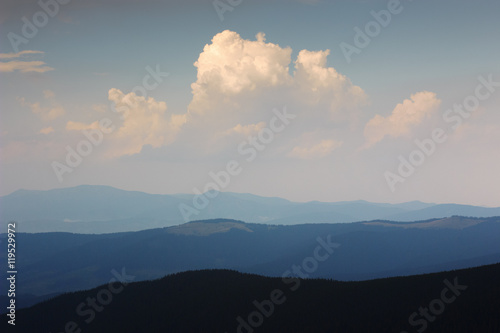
[2,263,500,332]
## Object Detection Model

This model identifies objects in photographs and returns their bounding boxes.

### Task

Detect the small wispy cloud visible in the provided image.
[288,139,342,159]
[40,127,55,135]
[18,90,65,120]
[66,120,100,131]
[0,50,53,73]
[222,122,267,137]
[0,50,43,59]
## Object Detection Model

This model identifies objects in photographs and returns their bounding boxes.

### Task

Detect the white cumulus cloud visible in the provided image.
[294,49,367,113]
[363,91,441,148]
[189,30,293,114]
[106,88,187,157]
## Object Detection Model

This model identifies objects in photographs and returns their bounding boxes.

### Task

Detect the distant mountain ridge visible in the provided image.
[1,185,500,233]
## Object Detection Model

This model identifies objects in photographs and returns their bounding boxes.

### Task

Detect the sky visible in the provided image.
[1,0,499,206]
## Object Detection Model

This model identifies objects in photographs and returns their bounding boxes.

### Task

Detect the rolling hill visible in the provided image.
[3,263,499,332]
[1,217,499,302]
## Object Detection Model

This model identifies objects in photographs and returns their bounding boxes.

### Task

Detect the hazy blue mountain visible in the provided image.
[386,203,500,221]
[2,185,500,233]
[0,185,186,223]
[2,217,499,300]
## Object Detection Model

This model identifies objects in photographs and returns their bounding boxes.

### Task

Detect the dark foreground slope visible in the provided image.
[4,263,500,333]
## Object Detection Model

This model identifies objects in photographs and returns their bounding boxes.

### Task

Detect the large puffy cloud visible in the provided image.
[185,30,367,159]
[189,30,292,114]
[188,30,366,119]
[363,91,441,148]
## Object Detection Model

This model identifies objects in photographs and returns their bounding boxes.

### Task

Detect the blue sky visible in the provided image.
[1,0,499,206]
